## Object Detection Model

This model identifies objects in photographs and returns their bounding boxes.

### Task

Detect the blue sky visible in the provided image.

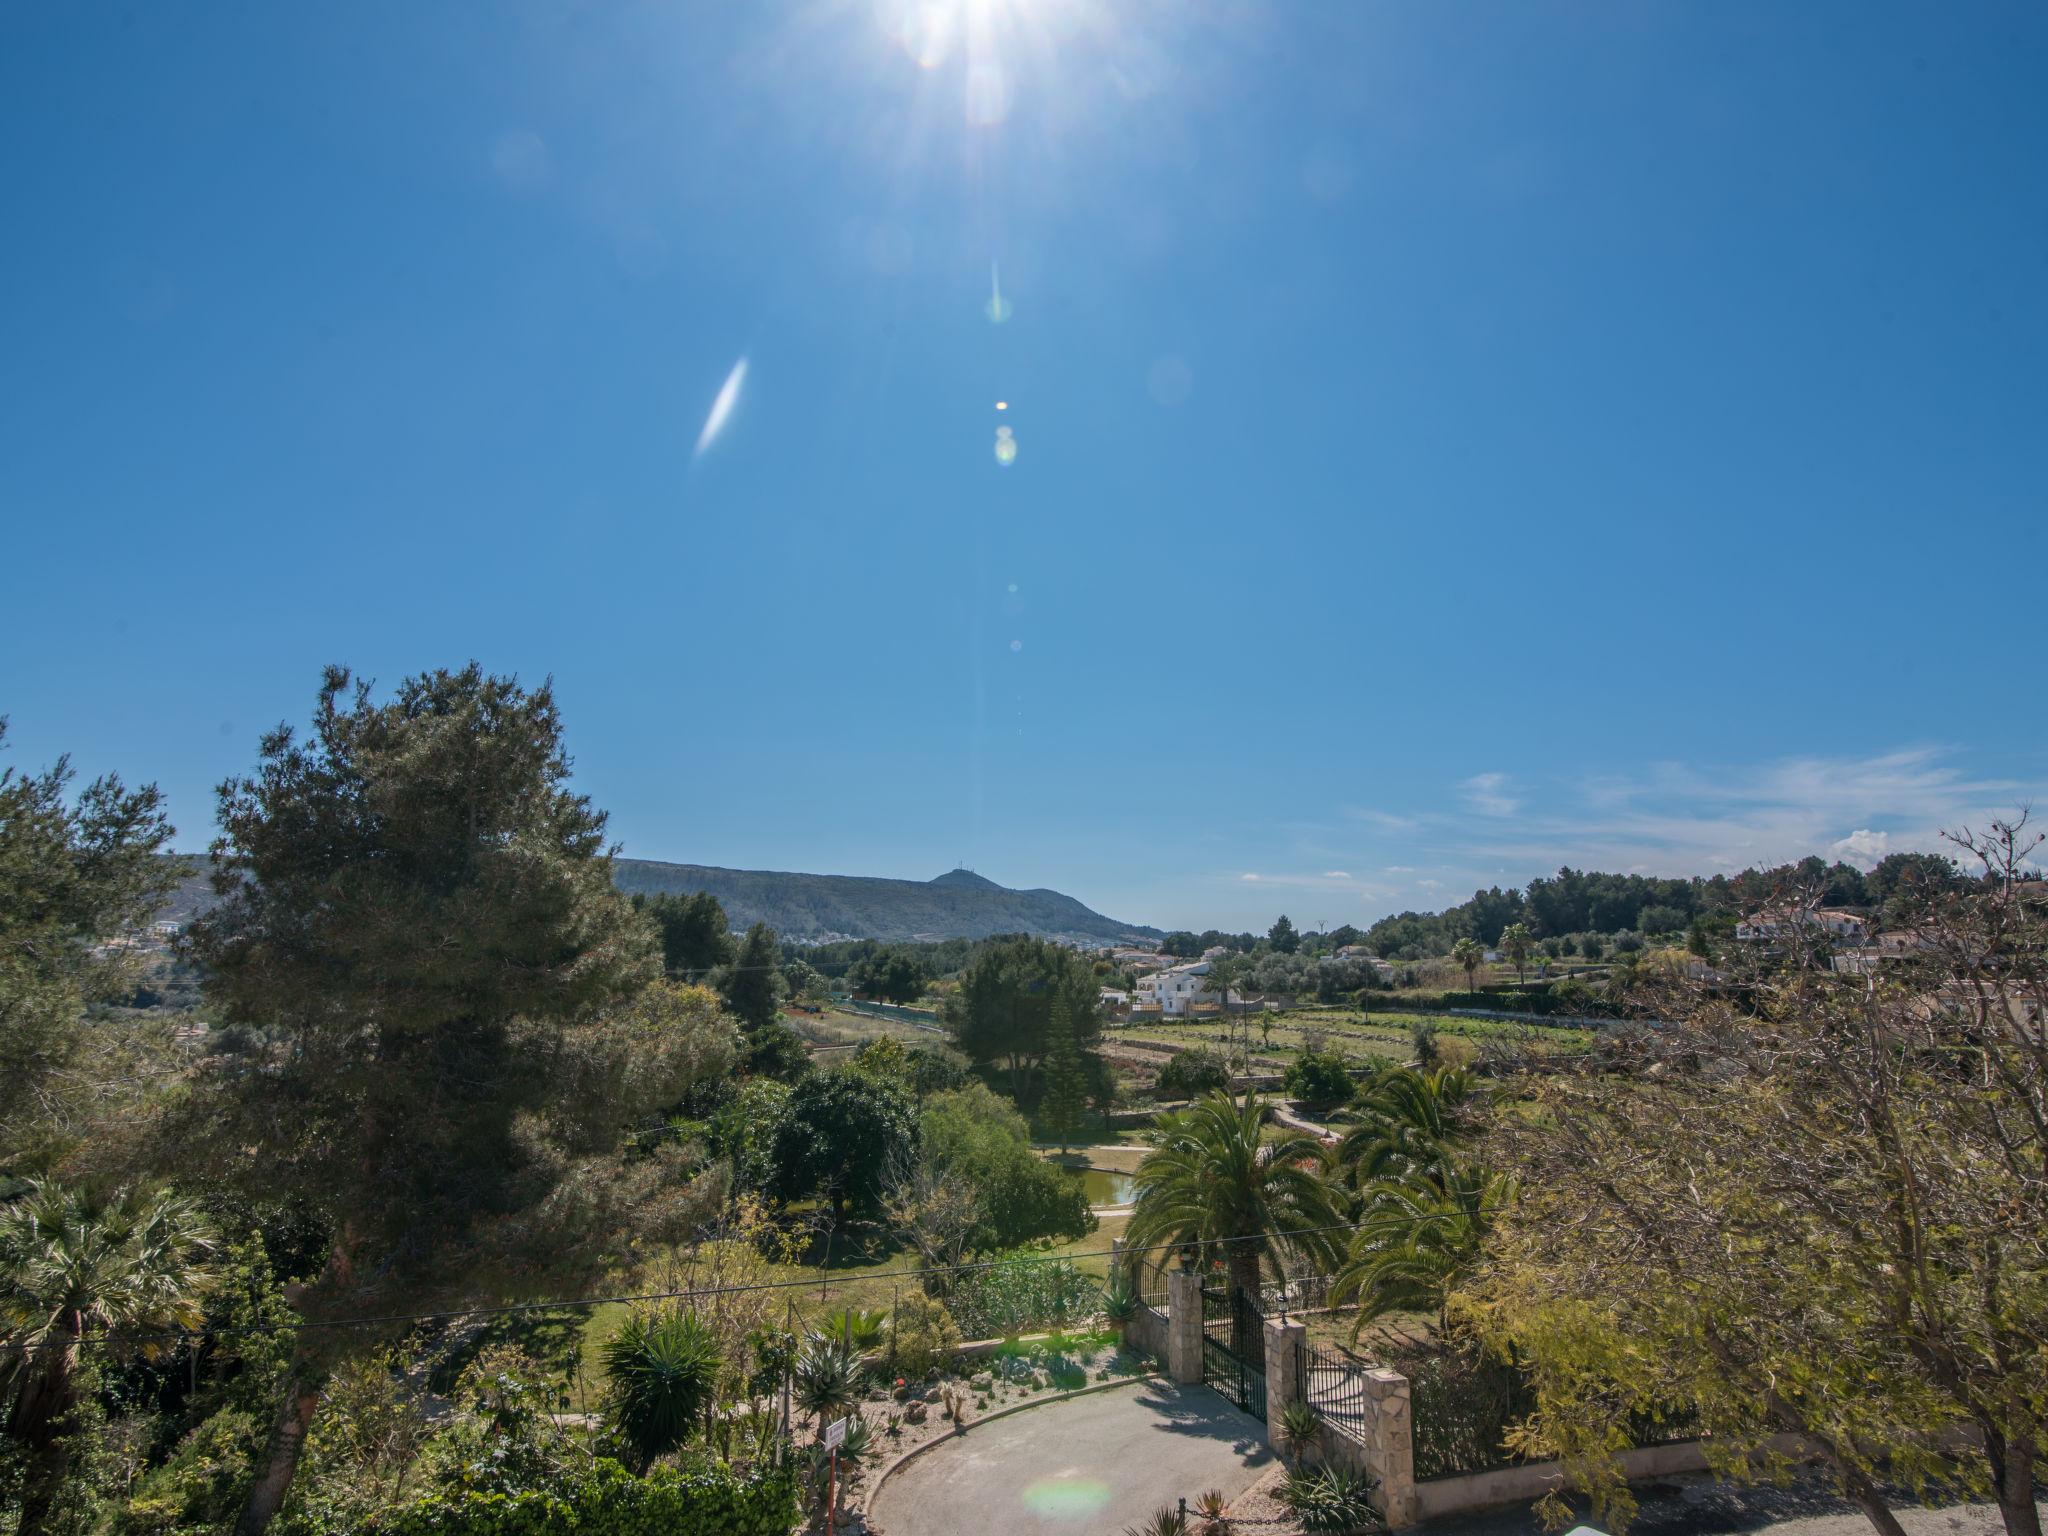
[3,1,2043,933]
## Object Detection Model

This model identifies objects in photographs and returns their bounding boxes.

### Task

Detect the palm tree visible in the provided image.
[1337,1067,1475,1189]
[1497,923,1535,990]
[791,1330,864,1440]
[1451,937,1484,995]
[0,1181,214,1536]
[1328,1159,1514,1336]
[601,1309,721,1473]
[1125,1092,1344,1351]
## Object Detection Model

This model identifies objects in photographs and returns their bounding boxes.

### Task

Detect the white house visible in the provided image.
[1133,960,1239,1017]
[1736,906,1870,944]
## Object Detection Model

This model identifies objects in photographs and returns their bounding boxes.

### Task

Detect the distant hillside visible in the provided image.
[155,855,1159,946]
[613,861,1160,945]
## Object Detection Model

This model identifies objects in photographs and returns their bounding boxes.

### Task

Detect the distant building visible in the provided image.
[1133,960,1241,1018]
[1736,906,1869,944]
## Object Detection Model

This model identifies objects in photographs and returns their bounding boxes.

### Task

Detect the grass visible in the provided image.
[786,1007,939,1048]
[1113,1007,1592,1067]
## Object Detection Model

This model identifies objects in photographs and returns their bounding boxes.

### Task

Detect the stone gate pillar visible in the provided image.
[1165,1270,1203,1385]
[1262,1315,1307,1454]
[1361,1366,1419,1527]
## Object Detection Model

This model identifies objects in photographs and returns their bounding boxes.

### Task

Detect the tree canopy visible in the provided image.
[940,934,1102,1100]
[180,664,718,1532]
[0,719,180,1160]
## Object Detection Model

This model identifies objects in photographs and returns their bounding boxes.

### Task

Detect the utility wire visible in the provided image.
[3,1220,1374,1356]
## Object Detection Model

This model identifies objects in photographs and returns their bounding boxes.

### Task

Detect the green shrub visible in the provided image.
[819,1306,888,1350]
[1279,1464,1382,1533]
[369,1457,799,1536]
[921,1085,1092,1248]
[1283,1048,1354,1109]
[888,1291,962,1377]
[1156,1045,1230,1100]
[948,1255,1101,1340]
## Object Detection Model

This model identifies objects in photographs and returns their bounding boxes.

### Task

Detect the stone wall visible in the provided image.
[1125,1302,1170,1363]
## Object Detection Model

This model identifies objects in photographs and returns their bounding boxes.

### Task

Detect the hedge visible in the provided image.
[368,1458,799,1536]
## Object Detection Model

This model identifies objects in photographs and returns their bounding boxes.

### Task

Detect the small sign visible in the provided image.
[824,1416,848,1450]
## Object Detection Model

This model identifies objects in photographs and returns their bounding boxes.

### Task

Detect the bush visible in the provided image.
[369,1457,799,1536]
[921,1085,1091,1249]
[888,1291,962,1377]
[1283,1048,1353,1110]
[948,1255,1101,1340]
[1157,1046,1230,1100]
[1278,1464,1382,1533]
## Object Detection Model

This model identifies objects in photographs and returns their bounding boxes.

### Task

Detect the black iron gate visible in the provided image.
[1200,1282,1266,1420]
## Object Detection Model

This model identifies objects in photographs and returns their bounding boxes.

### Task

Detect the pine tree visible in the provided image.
[1042,996,1088,1158]
[721,920,784,1031]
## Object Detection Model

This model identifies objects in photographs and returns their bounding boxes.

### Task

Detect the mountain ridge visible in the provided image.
[155,855,1160,946]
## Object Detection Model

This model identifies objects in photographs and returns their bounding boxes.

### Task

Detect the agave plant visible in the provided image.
[1123,1506,1190,1536]
[1102,1271,1139,1324]
[820,1305,889,1351]
[600,1308,721,1473]
[1278,1400,1324,1469]
[1193,1487,1232,1532]
[792,1329,865,1439]
[1279,1464,1382,1533]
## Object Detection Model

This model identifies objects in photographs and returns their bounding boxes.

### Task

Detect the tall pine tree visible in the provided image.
[1042,996,1088,1157]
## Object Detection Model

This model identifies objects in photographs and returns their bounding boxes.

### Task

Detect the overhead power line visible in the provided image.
[3,1220,1373,1356]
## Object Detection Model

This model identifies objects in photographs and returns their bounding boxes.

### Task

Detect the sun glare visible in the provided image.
[694,356,748,457]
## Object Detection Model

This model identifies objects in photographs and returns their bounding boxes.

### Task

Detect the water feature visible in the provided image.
[1073,1167,1136,1207]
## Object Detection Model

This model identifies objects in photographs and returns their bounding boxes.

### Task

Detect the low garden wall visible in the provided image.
[1125,1302,1170,1362]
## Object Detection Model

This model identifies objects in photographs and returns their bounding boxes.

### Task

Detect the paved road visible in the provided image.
[1425,1470,2047,1536]
[869,1379,1273,1536]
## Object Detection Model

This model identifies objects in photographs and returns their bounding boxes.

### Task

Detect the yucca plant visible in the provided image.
[600,1308,721,1473]
[1194,1487,1231,1532]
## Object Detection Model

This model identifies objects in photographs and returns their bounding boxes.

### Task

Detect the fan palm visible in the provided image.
[791,1330,864,1439]
[0,1180,215,1536]
[1124,1092,1344,1350]
[1451,937,1485,995]
[1337,1067,1475,1188]
[1328,1159,1514,1335]
[600,1308,721,1473]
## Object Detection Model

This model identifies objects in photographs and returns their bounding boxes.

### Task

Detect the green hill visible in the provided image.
[156,856,1158,946]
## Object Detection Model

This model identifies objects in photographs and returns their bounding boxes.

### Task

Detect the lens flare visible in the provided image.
[694,357,748,455]
[985,260,1012,324]
[1019,1475,1112,1518]
[994,431,1018,466]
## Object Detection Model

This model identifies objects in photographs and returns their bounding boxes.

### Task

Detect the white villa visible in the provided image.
[1132,960,1240,1018]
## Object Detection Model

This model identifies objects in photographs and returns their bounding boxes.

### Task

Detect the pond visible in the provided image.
[1071,1167,1136,1207]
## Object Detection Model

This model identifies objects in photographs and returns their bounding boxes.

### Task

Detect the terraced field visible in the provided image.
[1110,1008,1593,1071]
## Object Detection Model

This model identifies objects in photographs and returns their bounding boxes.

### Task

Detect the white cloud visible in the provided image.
[1829,828,1891,869]
[1384,865,1415,873]
[1461,772,1520,817]
[1324,870,1352,880]
[1239,872,1260,882]
[1443,747,2031,886]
